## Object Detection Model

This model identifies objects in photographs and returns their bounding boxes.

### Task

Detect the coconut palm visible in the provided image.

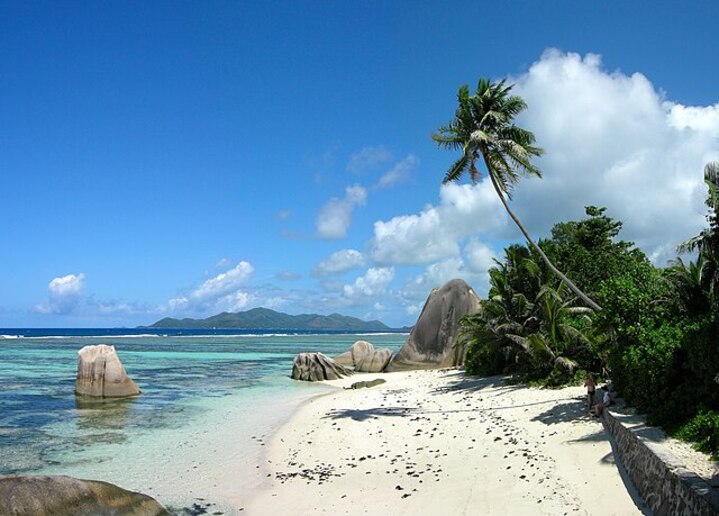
[432,78,602,311]
[678,161,719,298]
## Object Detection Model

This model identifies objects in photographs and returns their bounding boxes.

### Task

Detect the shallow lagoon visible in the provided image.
[0,332,406,510]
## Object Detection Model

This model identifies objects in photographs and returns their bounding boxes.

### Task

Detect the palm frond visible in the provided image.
[443,154,470,183]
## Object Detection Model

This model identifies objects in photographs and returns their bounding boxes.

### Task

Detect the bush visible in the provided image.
[675,410,719,459]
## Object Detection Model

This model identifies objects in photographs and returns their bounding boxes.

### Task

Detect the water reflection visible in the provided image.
[74,396,135,432]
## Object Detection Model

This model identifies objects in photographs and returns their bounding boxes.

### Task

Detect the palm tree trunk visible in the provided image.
[487,174,603,311]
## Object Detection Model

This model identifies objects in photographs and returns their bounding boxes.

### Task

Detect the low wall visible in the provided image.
[604,409,719,516]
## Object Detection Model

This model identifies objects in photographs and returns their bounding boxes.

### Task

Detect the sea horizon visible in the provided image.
[0,327,410,339]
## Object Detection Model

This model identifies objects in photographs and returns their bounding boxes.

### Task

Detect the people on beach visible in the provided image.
[584,373,596,413]
[595,389,612,417]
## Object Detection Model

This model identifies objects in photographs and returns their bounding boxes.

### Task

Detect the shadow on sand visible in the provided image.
[322,406,416,422]
[430,371,524,396]
[531,398,594,426]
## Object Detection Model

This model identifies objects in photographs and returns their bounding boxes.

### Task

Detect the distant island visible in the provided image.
[146,307,391,331]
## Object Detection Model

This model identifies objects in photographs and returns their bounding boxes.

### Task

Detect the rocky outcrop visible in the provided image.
[386,279,481,371]
[75,344,141,398]
[334,341,393,373]
[0,475,168,516]
[291,352,354,381]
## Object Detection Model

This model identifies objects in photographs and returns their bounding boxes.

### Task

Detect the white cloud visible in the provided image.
[347,146,394,173]
[370,181,505,265]
[342,267,394,301]
[510,49,719,264]
[276,209,292,221]
[35,273,86,314]
[216,257,231,269]
[398,255,490,306]
[316,184,368,239]
[168,261,255,313]
[312,249,366,276]
[464,239,497,274]
[377,154,419,189]
[276,271,301,281]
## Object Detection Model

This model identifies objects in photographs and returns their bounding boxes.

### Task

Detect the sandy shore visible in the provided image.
[246,369,650,515]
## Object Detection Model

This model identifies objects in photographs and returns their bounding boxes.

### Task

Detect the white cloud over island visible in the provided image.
[168,261,255,313]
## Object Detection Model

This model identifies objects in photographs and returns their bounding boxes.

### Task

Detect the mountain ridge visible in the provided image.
[146,307,392,331]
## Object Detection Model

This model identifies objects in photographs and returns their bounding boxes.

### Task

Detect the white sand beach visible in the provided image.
[246,369,650,515]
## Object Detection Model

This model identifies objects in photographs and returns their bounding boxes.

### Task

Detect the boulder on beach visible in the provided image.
[386,279,481,371]
[291,352,353,381]
[334,340,393,373]
[348,378,387,389]
[75,344,141,398]
[0,475,168,516]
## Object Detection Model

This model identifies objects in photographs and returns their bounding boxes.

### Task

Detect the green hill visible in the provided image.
[147,307,391,331]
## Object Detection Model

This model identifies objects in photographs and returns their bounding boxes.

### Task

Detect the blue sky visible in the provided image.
[1,1,718,327]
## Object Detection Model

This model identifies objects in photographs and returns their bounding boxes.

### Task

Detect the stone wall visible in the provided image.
[604,409,719,515]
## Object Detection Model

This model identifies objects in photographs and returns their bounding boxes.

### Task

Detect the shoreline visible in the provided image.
[247,369,649,515]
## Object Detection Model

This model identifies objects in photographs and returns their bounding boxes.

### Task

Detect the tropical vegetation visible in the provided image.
[432,78,601,310]
[434,77,719,457]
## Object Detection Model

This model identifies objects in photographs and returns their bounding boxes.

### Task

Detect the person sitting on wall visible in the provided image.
[595,389,611,417]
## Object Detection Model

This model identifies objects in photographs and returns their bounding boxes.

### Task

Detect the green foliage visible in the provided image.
[675,410,719,459]
[462,157,719,458]
[541,205,648,297]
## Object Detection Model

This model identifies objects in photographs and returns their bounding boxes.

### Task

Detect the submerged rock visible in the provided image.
[334,340,393,373]
[291,352,353,381]
[75,344,141,398]
[0,475,168,516]
[386,279,481,371]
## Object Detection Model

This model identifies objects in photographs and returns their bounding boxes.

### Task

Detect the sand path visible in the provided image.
[246,369,649,515]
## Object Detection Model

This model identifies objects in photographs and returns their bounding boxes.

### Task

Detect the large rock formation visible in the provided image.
[0,475,168,515]
[334,340,393,373]
[386,279,481,371]
[291,352,353,381]
[75,344,141,398]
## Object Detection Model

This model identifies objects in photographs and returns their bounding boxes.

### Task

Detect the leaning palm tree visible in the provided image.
[678,161,719,298]
[432,78,601,311]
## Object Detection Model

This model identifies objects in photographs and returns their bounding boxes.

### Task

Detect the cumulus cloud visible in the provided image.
[342,267,395,302]
[347,145,394,173]
[398,245,494,307]
[370,181,504,265]
[376,154,419,189]
[312,249,366,276]
[168,261,255,313]
[316,185,368,239]
[510,49,719,264]
[35,273,86,314]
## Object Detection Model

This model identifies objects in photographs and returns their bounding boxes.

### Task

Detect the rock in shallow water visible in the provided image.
[291,352,353,381]
[386,278,481,371]
[334,340,393,373]
[0,475,168,516]
[75,344,141,398]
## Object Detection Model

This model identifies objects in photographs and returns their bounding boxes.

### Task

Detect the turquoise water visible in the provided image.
[0,333,406,481]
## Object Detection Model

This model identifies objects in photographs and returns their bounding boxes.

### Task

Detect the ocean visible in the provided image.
[0,329,407,511]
